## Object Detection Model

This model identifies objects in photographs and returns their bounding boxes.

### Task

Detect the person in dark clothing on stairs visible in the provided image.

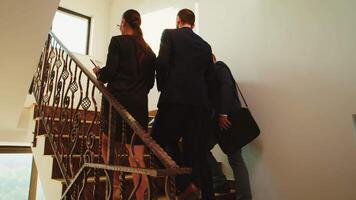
[207,54,252,200]
[93,9,156,200]
[151,8,215,200]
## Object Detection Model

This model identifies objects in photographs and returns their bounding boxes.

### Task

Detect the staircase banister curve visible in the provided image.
[48,31,178,169]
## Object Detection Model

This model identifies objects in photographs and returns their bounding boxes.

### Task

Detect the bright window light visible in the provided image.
[0,154,32,199]
[52,9,90,55]
[141,7,179,54]
[141,5,200,54]
[141,6,199,110]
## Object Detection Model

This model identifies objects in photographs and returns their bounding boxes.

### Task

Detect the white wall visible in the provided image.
[0,0,60,143]
[109,0,356,199]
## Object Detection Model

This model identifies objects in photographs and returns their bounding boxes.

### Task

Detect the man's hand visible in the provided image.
[218,115,232,130]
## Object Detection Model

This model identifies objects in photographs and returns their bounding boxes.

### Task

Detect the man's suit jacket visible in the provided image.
[156,27,214,109]
[211,61,241,115]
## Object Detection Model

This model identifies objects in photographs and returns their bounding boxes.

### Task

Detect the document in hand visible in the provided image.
[90,59,102,68]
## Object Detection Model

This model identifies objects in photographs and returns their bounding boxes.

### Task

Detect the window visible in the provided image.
[52,7,91,55]
[0,147,33,199]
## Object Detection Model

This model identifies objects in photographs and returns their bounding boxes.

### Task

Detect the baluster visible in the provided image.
[40,38,54,121]
[103,169,113,200]
[88,83,101,198]
[59,53,71,175]
[41,36,55,121]
[58,49,69,162]
[127,124,143,200]
[107,104,117,199]
[76,70,84,176]
[118,119,128,200]
[82,77,94,165]
[148,150,158,200]
[37,34,51,108]
[68,64,79,178]
[93,86,103,199]
[46,40,59,136]
[78,168,90,200]
[165,176,177,200]
[31,40,46,147]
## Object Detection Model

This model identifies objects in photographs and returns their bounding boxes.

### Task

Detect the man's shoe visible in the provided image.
[178,183,200,200]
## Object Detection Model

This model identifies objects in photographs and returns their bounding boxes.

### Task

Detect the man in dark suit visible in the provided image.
[152,8,215,200]
[207,55,252,200]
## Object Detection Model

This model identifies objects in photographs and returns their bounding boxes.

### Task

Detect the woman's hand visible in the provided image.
[92,67,100,76]
[218,115,232,130]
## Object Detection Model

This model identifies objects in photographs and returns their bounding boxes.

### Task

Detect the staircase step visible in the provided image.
[51,155,152,180]
[52,157,103,179]
[43,135,100,156]
[60,174,168,199]
[34,105,98,122]
[35,118,100,136]
[35,106,223,199]
[61,178,108,200]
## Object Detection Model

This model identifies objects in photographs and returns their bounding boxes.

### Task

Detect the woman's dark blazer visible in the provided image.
[98,35,156,97]
[97,35,156,140]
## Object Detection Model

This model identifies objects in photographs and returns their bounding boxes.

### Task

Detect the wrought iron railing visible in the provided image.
[31,32,190,199]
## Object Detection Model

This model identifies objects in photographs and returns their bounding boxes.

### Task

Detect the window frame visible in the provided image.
[0,145,31,153]
[55,7,92,55]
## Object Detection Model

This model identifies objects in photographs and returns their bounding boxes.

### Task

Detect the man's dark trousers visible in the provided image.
[152,103,215,200]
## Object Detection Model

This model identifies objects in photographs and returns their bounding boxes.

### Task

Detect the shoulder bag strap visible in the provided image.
[223,64,249,108]
[234,80,249,108]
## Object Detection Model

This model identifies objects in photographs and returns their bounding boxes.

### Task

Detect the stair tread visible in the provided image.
[39,134,100,139]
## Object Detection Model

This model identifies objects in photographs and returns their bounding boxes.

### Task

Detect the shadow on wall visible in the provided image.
[244,138,263,171]
[237,82,265,171]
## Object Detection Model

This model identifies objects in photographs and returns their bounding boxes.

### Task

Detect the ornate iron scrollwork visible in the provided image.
[81,97,91,110]
[31,32,187,200]
[69,82,78,93]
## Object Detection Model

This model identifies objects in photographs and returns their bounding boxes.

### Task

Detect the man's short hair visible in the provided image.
[177,9,195,26]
